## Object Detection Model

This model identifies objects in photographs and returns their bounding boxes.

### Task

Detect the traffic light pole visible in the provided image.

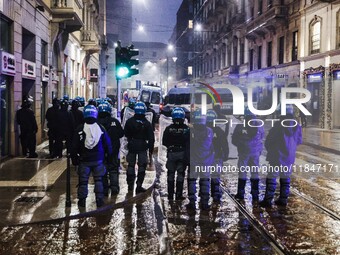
[117,78,121,119]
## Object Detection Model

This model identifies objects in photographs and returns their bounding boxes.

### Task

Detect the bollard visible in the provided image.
[66,154,71,207]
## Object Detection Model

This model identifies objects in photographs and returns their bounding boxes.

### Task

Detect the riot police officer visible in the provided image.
[124,102,154,193]
[97,103,124,196]
[232,107,264,202]
[163,107,189,200]
[45,98,60,158]
[188,108,214,210]
[16,96,38,158]
[70,98,84,129]
[260,105,302,207]
[55,98,75,157]
[71,105,113,208]
[206,109,229,204]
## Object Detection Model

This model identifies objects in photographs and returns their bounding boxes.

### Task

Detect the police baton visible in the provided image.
[66,153,71,207]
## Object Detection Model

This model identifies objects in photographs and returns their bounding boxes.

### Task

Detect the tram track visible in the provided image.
[220,184,291,255]
[290,187,340,221]
[221,180,340,255]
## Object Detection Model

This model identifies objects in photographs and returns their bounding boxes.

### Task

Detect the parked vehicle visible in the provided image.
[138,84,162,117]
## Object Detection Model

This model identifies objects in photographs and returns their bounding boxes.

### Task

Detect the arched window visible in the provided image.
[310,16,321,54]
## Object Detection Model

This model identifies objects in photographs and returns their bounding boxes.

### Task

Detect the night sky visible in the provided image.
[132,0,183,43]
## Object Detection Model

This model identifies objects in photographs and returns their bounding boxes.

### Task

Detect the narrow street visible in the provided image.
[1,128,339,254]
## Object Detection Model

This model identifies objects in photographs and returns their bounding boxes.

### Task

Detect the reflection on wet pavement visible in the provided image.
[1,128,340,254]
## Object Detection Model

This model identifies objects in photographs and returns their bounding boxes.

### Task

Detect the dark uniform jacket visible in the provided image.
[45,105,59,132]
[16,108,38,134]
[232,123,264,155]
[190,124,214,166]
[124,114,155,153]
[98,116,124,154]
[70,108,84,129]
[71,123,113,164]
[265,121,302,166]
[211,126,229,161]
[163,123,189,153]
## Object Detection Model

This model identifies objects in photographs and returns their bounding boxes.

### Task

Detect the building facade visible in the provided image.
[188,0,340,129]
[174,0,194,85]
[0,0,103,157]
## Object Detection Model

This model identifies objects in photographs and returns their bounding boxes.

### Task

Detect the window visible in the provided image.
[41,40,48,66]
[188,20,193,29]
[222,52,226,67]
[268,0,273,9]
[151,92,160,104]
[292,31,298,61]
[240,43,245,65]
[258,46,262,69]
[278,36,284,64]
[233,40,238,66]
[188,66,193,75]
[258,0,263,15]
[310,20,321,54]
[249,49,254,71]
[169,93,190,105]
[141,90,150,102]
[140,51,144,57]
[267,41,272,67]
[152,51,157,57]
[0,18,12,52]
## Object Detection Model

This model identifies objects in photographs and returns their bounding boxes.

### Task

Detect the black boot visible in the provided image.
[168,181,175,200]
[78,198,86,207]
[96,198,105,207]
[234,179,246,200]
[136,186,147,193]
[127,174,135,192]
[136,170,146,192]
[250,179,259,202]
[275,178,290,206]
[259,178,276,207]
[175,181,185,200]
[109,169,120,195]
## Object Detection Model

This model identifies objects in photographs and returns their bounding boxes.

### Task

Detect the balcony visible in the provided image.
[51,0,83,33]
[215,0,227,15]
[81,29,100,53]
[246,6,288,38]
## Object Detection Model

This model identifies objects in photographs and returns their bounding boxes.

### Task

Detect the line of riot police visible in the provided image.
[161,105,302,210]
[45,97,154,208]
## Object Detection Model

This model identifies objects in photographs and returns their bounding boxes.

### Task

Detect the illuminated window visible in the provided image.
[188,66,193,75]
[310,18,321,54]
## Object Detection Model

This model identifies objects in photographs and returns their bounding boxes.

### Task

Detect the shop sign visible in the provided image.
[41,65,49,82]
[51,70,59,82]
[0,51,16,76]
[22,59,36,79]
[307,73,323,83]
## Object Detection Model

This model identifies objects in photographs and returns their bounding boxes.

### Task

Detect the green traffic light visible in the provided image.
[116,66,129,79]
